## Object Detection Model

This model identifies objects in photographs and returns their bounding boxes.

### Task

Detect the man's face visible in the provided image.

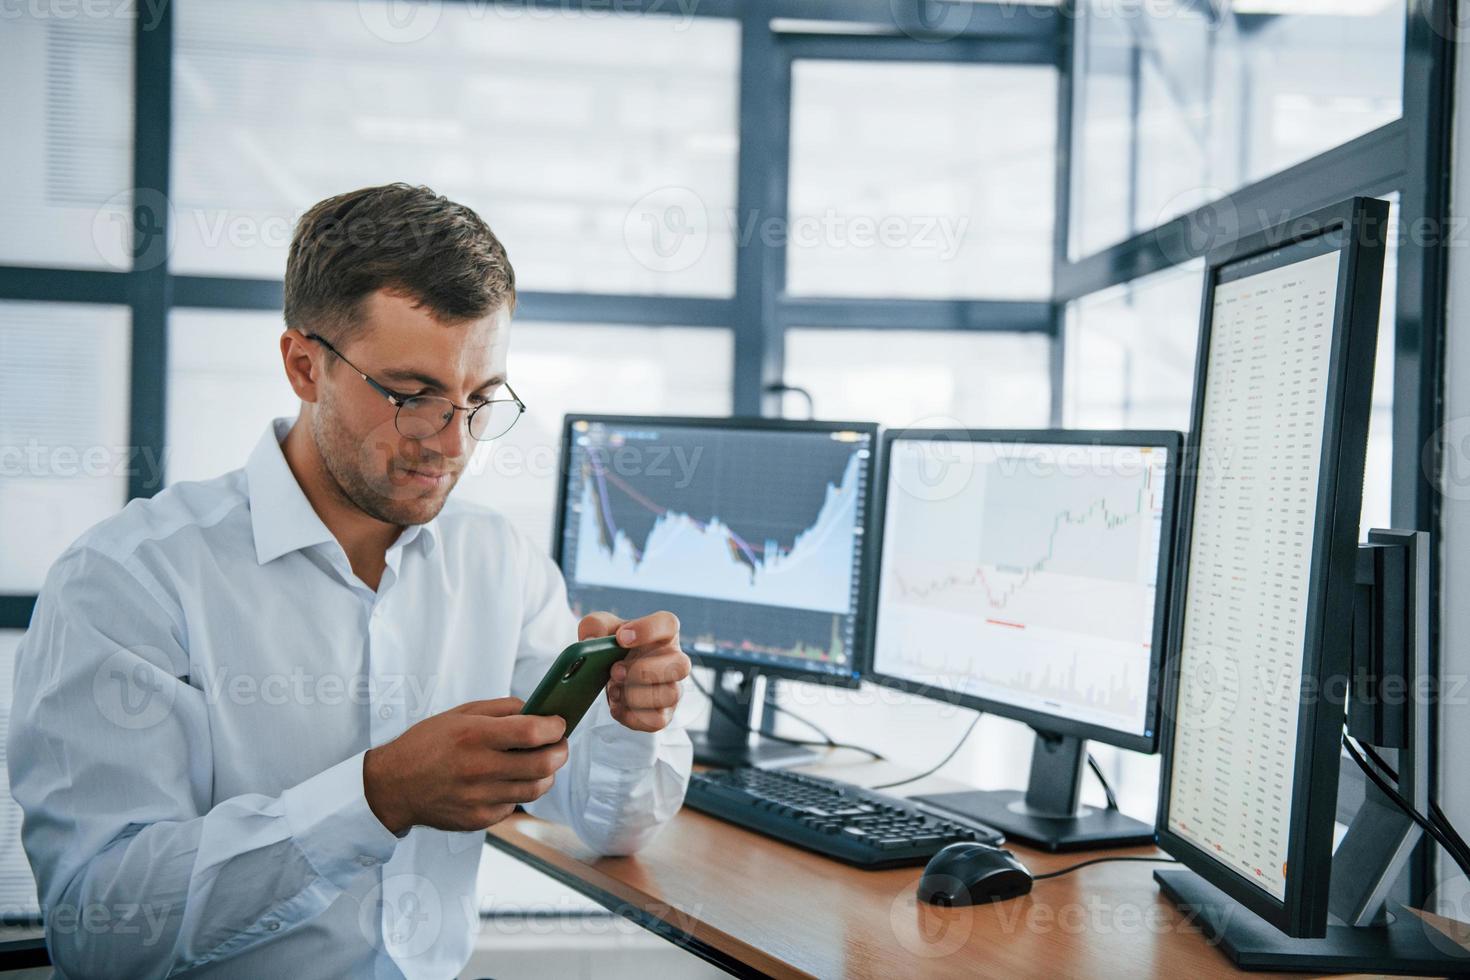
[311,289,511,526]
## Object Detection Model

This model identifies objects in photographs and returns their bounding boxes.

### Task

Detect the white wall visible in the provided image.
[1438,14,1470,914]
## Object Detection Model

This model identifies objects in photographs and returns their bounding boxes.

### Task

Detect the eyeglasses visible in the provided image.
[303,332,525,442]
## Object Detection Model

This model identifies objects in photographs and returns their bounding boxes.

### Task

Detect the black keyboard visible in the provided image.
[683,767,1004,869]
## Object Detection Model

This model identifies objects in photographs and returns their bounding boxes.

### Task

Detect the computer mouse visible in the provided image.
[917,842,1034,906]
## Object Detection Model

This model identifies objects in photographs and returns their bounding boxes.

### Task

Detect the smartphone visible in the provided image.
[519,635,630,735]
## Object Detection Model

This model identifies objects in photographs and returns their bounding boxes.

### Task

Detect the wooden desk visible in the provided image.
[486,756,1334,979]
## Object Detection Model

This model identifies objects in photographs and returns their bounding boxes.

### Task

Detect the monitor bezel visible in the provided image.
[862,426,1184,755]
[552,413,880,689]
[1153,197,1389,938]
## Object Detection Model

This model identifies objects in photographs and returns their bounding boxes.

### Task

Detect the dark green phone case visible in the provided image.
[520,636,629,734]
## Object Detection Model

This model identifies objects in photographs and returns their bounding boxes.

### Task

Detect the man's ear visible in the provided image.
[281,329,322,403]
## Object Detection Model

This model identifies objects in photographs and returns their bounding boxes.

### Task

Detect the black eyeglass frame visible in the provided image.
[303,331,525,442]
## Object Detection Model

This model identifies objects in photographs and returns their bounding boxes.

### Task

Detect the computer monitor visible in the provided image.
[553,415,878,767]
[1154,197,1389,944]
[865,428,1182,850]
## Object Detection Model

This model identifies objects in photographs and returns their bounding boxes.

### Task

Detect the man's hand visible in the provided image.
[362,697,567,836]
[579,611,690,733]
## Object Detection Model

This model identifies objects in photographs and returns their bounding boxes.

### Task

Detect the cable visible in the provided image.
[870,712,982,791]
[1356,741,1470,862]
[1342,736,1470,882]
[688,672,885,761]
[1086,753,1120,811]
[1345,736,1470,879]
[764,702,858,758]
[763,382,815,420]
[1034,855,1179,882]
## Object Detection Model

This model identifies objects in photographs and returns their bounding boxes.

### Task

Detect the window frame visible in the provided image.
[0,6,1453,853]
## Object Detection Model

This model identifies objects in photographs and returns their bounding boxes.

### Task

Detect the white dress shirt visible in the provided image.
[8,418,692,979]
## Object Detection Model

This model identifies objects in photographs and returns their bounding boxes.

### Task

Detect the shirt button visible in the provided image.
[379,705,394,720]
[264,918,281,933]
[357,855,379,867]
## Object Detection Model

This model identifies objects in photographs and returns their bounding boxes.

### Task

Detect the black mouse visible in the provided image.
[917,842,1034,906]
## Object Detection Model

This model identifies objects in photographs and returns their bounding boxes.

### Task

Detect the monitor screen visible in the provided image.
[555,416,876,682]
[868,432,1178,747]
[1162,232,1347,903]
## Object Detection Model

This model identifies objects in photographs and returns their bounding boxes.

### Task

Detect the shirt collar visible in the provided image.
[245,418,442,566]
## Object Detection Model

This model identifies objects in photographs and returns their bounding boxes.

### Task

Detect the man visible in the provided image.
[8,183,693,978]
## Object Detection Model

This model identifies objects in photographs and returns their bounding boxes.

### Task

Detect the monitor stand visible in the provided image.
[912,730,1154,852]
[1155,531,1470,972]
[690,670,820,770]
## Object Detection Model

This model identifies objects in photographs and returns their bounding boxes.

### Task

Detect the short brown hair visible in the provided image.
[284,183,515,340]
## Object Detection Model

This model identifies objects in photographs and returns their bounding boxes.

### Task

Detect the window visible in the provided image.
[0,302,131,593]
[171,0,740,295]
[1066,197,1399,531]
[0,8,134,270]
[0,629,40,916]
[1063,261,1204,431]
[787,60,1057,300]
[1069,0,1406,257]
[453,324,733,550]
[783,329,1052,428]
[166,310,299,485]
[167,316,732,551]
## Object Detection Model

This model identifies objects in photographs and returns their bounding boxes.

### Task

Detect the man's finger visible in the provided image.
[622,683,681,711]
[578,612,623,642]
[614,610,679,648]
[619,651,691,687]
[471,713,566,750]
[616,707,675,733]
[452,697,524,717]
[478,740,569,781]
